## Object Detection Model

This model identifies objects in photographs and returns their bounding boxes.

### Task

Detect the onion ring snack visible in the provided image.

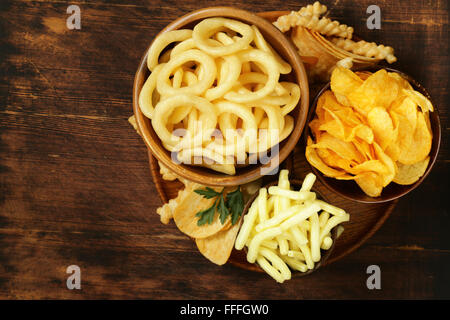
[139,17,301,174]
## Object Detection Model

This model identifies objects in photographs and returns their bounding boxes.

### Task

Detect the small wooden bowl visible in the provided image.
[133,7,309,186]
[237,179,338,277]
[304,67,441,203]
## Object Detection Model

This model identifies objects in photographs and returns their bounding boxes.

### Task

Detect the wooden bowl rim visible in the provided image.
[239,178,338,277]
[304,66,442,204]
[132,6,309,186]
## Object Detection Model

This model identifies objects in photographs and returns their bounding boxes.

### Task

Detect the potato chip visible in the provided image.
[313,133,364,163]
[402,89,434,113]
[306,67,434,197]
[389,97,417,161]
[355,71,372,80]
[173,184,231,239]
[393,157,430,185]
[352,138,373,161]
[387,72,413,90]
[372,142,397,187]
[367,107,394,150]
[317,148,354,172]
[318,117,345,140]
[348,69,399,115]
[330,67,363,106]
[355,172,383,197]
[195,218,242,265]
[306,137,352,178]
[397,111,432,165]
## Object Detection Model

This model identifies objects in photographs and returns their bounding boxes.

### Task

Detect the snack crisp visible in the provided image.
[139,17,301,175]
[234,170,349,283]
[306,67,434,197]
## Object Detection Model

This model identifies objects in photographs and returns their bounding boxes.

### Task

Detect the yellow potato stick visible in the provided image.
[257,188,268,222]
[319,211,330,228]
[268,186,315,201]
[234,170,349,282]
[277,236,289,255]
[235,200,259,250]
[278,169,290,188]
[299,222,308,234]
[256,255,286,283]
[337,225,345,238]
[314,199,347,216]
[287,250,305,260]
[255,204,302,232]
[300,172,317,192]
[273,194,281,216]
[287,238,300,251]
[300,220,311,231]
[309,212,321,262]
[267,196,275,214]
[321,236,333,250]
[299,244,314,270]
[282,255,308,273]
[261,239,278,250]
[278,170,291,210]
[320,214,350,242]
[289,226,308,246]
[279,203,321,231]
[247,227,283,263]
[259,247,292,281]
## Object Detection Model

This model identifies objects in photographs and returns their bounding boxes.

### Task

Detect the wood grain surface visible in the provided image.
[0,0,449,299]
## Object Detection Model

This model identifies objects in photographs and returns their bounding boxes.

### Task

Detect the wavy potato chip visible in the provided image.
[306,137,351,178]
[314,133,364,163]
[348,69,399,115]
[367,107,394,150]
[195,218,242,265]
[402,88,434,112]
[388,72,413,91]
[393,157,430,185]
[373,142,397,187]
[306,67,434,197]
[317,148,354,171]
[355,172,383,197]
[173,185,231,239]
[397,111,432,165]
[330,67,363,105]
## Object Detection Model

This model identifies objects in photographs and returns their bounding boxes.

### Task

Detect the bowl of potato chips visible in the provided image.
[304,66,441,203]
[133,7,309,187]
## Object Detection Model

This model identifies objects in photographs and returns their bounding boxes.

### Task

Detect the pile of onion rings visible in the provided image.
[139,17,301,175]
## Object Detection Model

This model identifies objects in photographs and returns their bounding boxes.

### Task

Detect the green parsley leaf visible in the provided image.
[194,187,221,199]
[217,195,229,224]
[194,186,244,226]
[225,187,244,225]
[195,199,217,226]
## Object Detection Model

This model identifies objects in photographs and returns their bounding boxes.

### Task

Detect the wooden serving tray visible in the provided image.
[144,10,397,271]
[148,147,397,269]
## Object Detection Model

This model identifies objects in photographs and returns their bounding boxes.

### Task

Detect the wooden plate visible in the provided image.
[144,10,397,271]
[148,149,397,268]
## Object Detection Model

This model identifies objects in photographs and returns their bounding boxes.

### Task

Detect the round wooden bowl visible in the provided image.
[235,178,338,277]
[133,6,309,186]
[304,67,441,203]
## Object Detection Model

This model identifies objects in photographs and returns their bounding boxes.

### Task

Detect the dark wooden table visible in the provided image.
[0,0,449,299]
